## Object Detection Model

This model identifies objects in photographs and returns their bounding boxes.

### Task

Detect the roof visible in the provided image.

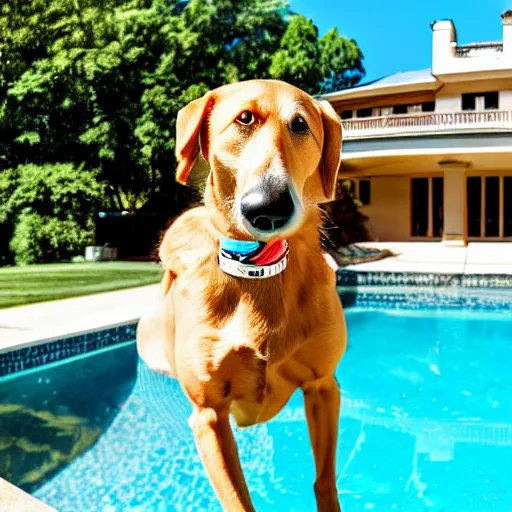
[364,68,435,87]
[319,68,440,102]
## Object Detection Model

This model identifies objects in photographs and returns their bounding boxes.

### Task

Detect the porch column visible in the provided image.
[442,167,466,246]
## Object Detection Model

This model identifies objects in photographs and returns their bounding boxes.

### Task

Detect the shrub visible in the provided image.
[0,163,103,264]
[321,179,370,249]
[10,212,95,265]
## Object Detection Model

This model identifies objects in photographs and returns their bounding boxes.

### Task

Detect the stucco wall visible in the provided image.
[360,176,410,241]
[435,95,462,112]
[500,90,512,109]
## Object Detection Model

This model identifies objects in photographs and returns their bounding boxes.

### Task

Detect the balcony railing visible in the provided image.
[455,41,503,58]
[342,110,512,140]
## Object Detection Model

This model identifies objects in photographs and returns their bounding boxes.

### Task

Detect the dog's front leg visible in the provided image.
[302,375,341,512]
[189,406,256,512]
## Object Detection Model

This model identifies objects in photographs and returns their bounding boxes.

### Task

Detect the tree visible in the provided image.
[269,15,321,94]
[0,0,366,263]
[318,28,365,93]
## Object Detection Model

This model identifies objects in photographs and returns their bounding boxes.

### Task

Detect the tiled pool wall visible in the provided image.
[2,270,512,378]
[337,270,512,311]
[339,288,512,311]
[0,323,136,378]
[337,270,512,289]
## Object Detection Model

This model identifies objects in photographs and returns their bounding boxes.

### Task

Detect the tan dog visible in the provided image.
[137,79,347,512]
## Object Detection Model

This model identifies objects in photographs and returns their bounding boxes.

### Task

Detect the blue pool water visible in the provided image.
[1,297,512,511]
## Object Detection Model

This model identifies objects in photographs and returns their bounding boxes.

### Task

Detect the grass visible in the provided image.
[0,261,163,309]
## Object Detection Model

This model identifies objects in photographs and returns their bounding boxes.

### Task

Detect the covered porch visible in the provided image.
[339,149,512,245]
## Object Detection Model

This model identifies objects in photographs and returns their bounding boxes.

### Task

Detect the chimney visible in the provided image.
[502,10,512,58]
[431,20,457,74]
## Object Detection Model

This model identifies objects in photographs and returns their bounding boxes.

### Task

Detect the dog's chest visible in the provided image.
[215,300,270,355]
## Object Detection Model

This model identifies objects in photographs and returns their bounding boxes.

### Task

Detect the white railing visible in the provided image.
[455,41,503,58]
[342,110,512,140]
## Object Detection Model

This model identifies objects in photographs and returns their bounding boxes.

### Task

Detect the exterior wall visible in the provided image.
[432,16,512,77]
[435,95,461,112]
[432,20,457,74]
[500,90,512,109]
[360,176,410,241]
[436,78,512,95]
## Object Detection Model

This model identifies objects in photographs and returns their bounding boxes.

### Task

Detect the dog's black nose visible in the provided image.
[240,176,295,232]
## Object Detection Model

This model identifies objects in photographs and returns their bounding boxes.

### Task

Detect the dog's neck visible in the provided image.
[203,207,323,281]
[218,238,289,279]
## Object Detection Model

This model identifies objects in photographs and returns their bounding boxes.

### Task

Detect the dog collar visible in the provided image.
[218,238,289,279]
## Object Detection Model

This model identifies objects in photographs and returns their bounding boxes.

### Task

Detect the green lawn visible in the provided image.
[0,261,163,309]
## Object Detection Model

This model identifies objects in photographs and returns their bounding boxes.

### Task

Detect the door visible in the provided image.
[466,176,512,239]
[411,177,444,238]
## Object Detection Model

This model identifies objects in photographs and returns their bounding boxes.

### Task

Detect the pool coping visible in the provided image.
[0,321,137,378]
[0,478,57,512]
[0,318,139,356]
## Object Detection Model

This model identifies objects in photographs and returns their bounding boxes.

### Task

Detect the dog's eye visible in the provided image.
[236,110,254,125]
[290,115,309,133]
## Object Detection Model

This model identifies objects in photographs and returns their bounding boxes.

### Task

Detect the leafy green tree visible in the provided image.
[318,28,365,93]
[0,0,366,263]
[269,15,321,94]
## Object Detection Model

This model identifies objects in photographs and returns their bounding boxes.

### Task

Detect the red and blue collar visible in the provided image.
[219,238,289,279]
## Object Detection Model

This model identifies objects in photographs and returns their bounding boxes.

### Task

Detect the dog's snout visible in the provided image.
[240,176,295,233]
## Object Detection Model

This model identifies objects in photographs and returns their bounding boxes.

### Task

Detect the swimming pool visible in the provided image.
[1,289,511,511]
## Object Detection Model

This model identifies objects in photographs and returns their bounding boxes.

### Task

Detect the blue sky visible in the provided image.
[291,0,512,83]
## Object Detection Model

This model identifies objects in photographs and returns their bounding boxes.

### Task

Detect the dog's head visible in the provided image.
[175,79,342,241]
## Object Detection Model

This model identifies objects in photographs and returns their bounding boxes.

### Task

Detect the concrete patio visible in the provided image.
[344,242,512,274]
[0,284,160,353]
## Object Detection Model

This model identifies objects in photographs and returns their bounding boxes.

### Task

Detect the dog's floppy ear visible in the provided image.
[317,100,342,201]
[176,92,214,185]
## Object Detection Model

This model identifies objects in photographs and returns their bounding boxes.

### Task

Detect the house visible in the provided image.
[322,11,512,245]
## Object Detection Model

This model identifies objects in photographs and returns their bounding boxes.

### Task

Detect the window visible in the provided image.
[505,177,512,237]
[368,107,394,116]
[484,92,499,109]
[359,179,371,205]
[393,104,408,115]
[411,178,429,236]
[462,91,499,111]
[411,177,444,237]
[432,177,444,238]
[356,108,372,118]
[422,101,436,112]
[467,176,511,238]
[407,104,422,113]
[467,177,482,237]
[462,94,476,111]
[340,110,353,120]
[485,177,500,237]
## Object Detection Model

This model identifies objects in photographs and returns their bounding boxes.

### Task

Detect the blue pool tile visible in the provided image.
[0,323,137,377]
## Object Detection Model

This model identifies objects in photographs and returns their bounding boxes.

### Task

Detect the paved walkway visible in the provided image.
[1,242,511,353]
[344,242,512,274]
[0,284,160,353]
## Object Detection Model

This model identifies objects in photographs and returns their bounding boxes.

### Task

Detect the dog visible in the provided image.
[136,79,347,512]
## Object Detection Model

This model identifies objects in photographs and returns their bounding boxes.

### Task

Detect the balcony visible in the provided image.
[342,110,512,140]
